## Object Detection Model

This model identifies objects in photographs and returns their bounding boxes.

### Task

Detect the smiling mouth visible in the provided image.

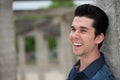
[73,42,82,47]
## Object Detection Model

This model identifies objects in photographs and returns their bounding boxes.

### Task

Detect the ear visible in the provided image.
[95,33,104,44]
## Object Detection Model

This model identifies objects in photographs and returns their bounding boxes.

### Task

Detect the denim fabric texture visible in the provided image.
[67,53,116,80]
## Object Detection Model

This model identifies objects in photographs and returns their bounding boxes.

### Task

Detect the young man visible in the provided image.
[67,4,116,80]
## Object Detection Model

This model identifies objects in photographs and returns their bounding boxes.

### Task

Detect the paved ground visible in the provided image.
[18,70,65,80]
[17,65,66,80]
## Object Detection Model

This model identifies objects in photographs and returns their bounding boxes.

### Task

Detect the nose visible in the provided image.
[73,30,81,39]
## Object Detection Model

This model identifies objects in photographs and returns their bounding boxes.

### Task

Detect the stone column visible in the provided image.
[34,27,49,80]
[57,17,74,78]
[93,0,120,79]
[18,34,26,80]
[0,0,17,80]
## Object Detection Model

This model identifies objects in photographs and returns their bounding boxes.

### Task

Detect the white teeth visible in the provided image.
[74,43,82,46]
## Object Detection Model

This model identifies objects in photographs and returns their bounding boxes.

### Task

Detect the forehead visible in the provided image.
[72,16,94,28]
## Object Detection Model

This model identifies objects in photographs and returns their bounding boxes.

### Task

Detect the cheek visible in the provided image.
[83,35,95,44]
[69,32,73,40]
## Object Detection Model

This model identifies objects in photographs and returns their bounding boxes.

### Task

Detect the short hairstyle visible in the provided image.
[74,4,109,49]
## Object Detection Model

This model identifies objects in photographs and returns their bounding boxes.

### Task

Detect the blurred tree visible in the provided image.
[49,0,74,8]
[25,37,35,53]
[48,37,57,51]
[15,36,35,53]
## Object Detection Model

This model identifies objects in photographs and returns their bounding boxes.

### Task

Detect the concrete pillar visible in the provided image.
[34,27,49,80]
[18,34,26,80]
[0,0,17,80]
[57,18,74,78]
[93,0,120,79]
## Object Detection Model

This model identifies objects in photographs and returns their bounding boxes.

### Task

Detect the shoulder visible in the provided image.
[67,67,76,80]
[91,64,116,80]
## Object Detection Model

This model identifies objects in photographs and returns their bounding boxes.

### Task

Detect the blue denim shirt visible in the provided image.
[67,53,116,80]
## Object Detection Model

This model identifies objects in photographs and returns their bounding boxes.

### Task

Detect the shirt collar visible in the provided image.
[74,52,105,79]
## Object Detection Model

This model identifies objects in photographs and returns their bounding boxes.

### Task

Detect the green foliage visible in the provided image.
[48,37,57,51]
[15,36,35,53]
[49,0,74,8]
[25,37,35,53]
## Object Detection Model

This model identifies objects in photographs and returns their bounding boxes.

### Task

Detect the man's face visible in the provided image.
[69,16,103,56]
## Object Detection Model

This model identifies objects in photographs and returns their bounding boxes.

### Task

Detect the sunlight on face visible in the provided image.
[70,16,100,56]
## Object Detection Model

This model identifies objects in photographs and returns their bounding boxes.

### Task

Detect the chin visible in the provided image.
[73,51,83,56]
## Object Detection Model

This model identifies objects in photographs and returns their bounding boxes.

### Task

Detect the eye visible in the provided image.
[71,27,76,32]
[80,29,87,32]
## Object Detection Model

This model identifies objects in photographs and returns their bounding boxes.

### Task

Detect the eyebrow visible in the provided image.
[80,26,89,30]
[71,26,89,30]
[71,26,74,28]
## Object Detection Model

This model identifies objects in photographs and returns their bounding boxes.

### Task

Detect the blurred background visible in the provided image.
[1,0,120,80]
[1,0,92,80]
[13,0,92,80]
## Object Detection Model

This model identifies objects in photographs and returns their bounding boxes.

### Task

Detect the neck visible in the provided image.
[79,50,100,72]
